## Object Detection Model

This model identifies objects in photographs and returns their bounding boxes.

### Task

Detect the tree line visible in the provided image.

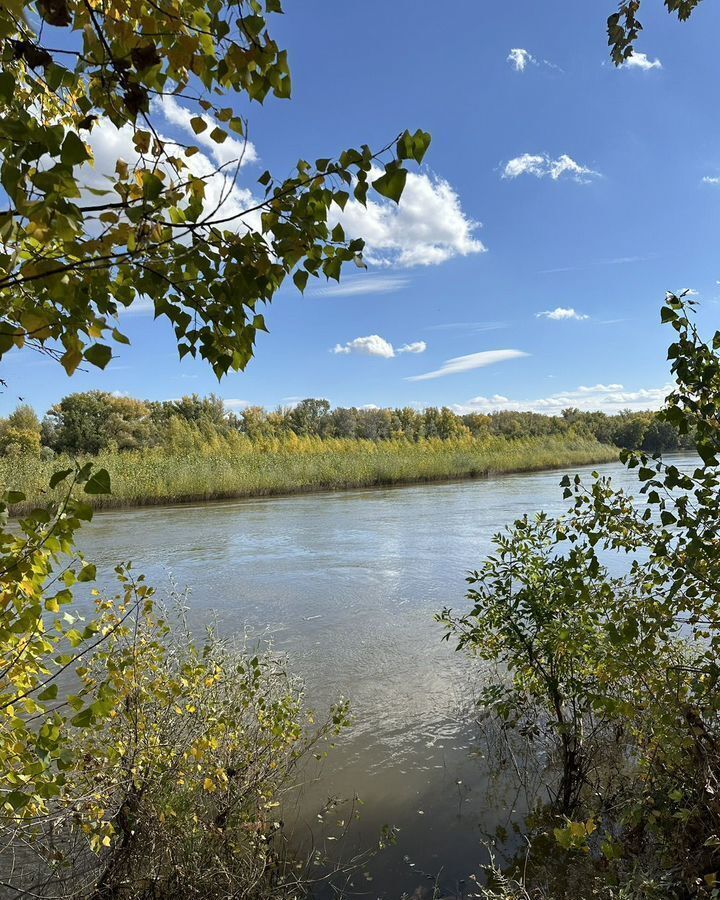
[0,390,694,458]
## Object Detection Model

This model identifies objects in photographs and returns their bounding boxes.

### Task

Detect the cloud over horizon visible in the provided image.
[406,349,528,382]
[454,382,672,415]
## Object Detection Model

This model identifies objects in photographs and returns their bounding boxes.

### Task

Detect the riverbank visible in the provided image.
[0,435,618,514]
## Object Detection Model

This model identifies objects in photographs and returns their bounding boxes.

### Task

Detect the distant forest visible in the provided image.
[0,391,692,457]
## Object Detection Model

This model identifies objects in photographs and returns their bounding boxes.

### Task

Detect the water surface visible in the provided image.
[79,457,685,896]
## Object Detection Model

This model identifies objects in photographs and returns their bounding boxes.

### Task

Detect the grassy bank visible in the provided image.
[1,434,618,513]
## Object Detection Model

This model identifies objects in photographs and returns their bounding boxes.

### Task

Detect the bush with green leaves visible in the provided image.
[441,294,720,898]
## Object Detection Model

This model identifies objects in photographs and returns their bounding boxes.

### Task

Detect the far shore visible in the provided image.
[1,435,618,516]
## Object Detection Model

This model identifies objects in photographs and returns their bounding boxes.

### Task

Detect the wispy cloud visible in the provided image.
[332,335,427,358]
[621,51,662,71]
[425,321,508,333]
[506,48,562,74]
[313,275,410,297]
[117,295,155,316]
[502,153,600,183]
[406,349,528,382]
[539,254,656,275]
[702,176,720,185]
[454,382,672,415]
[536,307,589,321]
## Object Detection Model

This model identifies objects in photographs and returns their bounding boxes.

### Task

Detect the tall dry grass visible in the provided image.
[2,434,617,513]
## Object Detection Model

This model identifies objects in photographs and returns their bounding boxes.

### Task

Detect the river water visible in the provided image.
[77,457,684,897]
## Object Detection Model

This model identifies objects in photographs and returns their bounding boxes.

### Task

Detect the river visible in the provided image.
[77,456,683,897]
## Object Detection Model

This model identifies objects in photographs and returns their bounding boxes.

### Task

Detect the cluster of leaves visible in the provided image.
[441,295,720,897]
[0,0,429,377]
[608,0,703,65]
[0,464,116,825]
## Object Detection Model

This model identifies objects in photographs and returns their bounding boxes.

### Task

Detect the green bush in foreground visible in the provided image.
[441,294,719,899]
[0,467,350,899]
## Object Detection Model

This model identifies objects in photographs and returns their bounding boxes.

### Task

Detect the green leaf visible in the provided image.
[4,791,29,812]
[60,131,90,167]
[84,344,113,369]
[84,469,112,495]
[141,171,164,202]
[190,116,208,134]
[5,490,26,504]
[61,349,83,376]
[38,684,59,701]
[78,563,97,582]
[293,269,308,293]
[209,127,228,144]
[372,167,407,204]
[70,708,94,728]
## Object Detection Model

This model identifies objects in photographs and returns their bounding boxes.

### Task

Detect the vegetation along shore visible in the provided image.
[2,433,617,514]
[0,389,688,512]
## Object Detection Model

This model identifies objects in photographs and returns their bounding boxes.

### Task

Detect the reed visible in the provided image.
[1,434,617,513]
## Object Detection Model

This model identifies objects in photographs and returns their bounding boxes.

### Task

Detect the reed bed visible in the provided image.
[1,434,617,514]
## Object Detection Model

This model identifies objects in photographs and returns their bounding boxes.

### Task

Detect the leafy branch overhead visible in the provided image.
[0,0,430,377]
[607,0,703,64]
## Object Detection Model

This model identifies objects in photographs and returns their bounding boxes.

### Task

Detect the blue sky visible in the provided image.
[6,0,720,417]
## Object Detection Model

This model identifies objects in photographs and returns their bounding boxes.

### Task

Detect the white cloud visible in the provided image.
[333,335,394,358]
[507,48,534,71]
[332,335,427,358]
[502,153,600,183]
[223,398,249,411]
[454,383,672,415]
[158,96,258,168]
[336,169,485,267]
[313,275,410,297]
[536,307,589,321]
[702,176,720,185]
[622,51,662,71]
[398,341,427,354]
[406,349,528,382]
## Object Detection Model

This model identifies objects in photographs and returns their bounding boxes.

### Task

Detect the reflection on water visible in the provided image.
[76,458,689,896]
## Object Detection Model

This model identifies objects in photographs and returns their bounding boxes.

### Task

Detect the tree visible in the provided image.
[0,403,42,455]
[6,403,41,434]
[0,1,429,378]
[287,398,331,437]
[162,393,227,427]
[44,390,153,454]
